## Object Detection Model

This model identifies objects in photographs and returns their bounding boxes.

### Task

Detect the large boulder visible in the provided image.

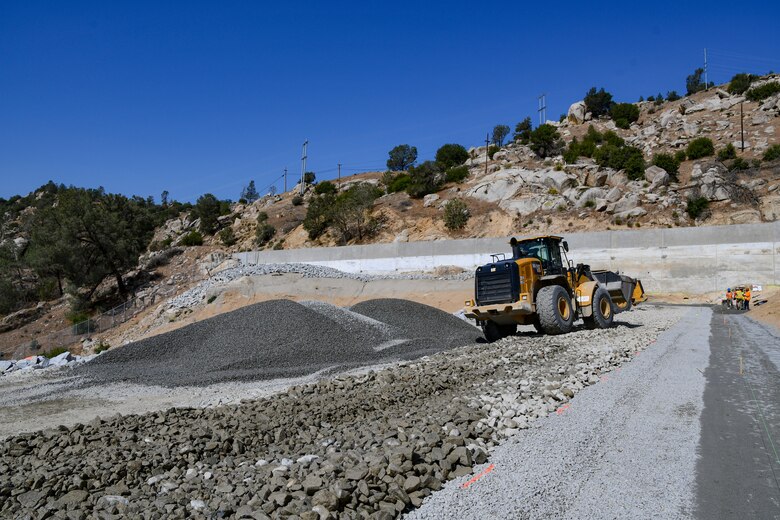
[576,188,607,208]
[499,197,542,216]
[607,194,640,215]
[423,194,440,208]
[567,101,587,124]
[644,165,667,183]
[542,170,578,192]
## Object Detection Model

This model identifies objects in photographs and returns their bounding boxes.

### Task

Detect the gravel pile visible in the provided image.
[167,263,473,310]
[0,306,683,519]
[79,298,481,387]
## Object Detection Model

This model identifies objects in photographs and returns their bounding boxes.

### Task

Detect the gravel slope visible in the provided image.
[1,306,682,519]
[79,298,481,387]
[407,306,710,519]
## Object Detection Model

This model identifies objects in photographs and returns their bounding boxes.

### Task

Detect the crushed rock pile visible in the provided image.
[79,298,482,387]
[0,306,683,519]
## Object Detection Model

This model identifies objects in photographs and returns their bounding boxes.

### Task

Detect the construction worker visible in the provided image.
[726,288,733,308]
[745,287,751,311]
[735,288,744,310]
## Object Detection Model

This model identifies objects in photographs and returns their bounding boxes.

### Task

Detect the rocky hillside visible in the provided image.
[159,75,780,253]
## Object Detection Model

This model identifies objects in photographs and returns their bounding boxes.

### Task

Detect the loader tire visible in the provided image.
[583,287,614,329]
[537,285,574,335]
[482,321,517,343]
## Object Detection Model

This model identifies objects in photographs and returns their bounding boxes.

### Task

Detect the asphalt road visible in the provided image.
[696,307,780,519]
[409,305,780,519]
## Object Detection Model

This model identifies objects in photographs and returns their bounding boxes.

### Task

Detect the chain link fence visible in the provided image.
[6,285,178,360]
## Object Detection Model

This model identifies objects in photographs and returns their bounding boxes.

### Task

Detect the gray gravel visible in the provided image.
[407,306,710,520]
[1,306,685,519]
[78,298,482,387]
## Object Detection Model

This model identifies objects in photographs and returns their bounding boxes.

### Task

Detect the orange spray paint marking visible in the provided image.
[556,404,571,415]
[461,464,495,489]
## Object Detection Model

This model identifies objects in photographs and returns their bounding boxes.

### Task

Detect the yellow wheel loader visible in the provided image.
[464,235,645,342]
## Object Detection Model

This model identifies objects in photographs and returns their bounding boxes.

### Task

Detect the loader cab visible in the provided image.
[510,236,567,276]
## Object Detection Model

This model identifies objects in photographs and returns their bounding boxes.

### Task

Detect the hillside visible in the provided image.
[1,74,780,356]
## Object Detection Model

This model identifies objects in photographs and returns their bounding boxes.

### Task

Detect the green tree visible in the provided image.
[528,124,562,158]
[304,172,316,184]
[513,117,533,144]
[219,227,237,246]
[28,188,155,298]
[191,194,223,234]
[329,183,383,243]
[241,180,260,203]
[386,144,418,171]
[435,144,469,169]
[717,143,737,161]
[584,87,613,118]
[763,144,780,161]
[686,68,706,95]
[492,125,510,147]
[666,91,681,101]
[406,161,443,198]
[746,82,780,101]
[610,103,640,129]
[160,190,169,206]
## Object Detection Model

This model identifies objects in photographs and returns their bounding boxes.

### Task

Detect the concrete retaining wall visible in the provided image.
[234,222,780,294]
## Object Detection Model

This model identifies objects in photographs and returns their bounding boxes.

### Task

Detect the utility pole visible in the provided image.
[740,102,745,152]
[484,133,490,176]
[300,140,308,196]
[538,94,547,125]
[338,163,341,186]
[283,168,287,192]
[704,48,708,90]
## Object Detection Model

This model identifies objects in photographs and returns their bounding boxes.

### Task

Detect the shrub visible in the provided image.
[443,199,470,230]
[666,90,681,101]
[257,211,268,223]
[291,195,303,206]
[752,159,762,168]
[43,347,69,359]
[387,173,412,193]
[652,153,680,178]
[273,240,285,250]
[717,143,737,161]
[594,144,645,180]
[563,140,580,164]
[487,145,499,159]
[445,166,469,184]
[602,130,624,147]
[675,150,687,162]
[610,103,640,129]
[94,341,111,354]
[654,93,664,106]
[304,172,316,184]
[745,82,780,101]
[406,161,443,198]
[435,144,469,169]
[584,199,596,208]
[763,144,780,161]
[686,196,709,219]
[256,223,276,246]
[584,87,613,117]
[513,117,533,143]
[528,124,562,158]
[314,181,337,195]
[730,157,750,171]
[218,227,237,246]
[386,144,418,171]
[180,230,204,246]
[686,137,714,160]
[207,295,217,304]
[728,73,755,95]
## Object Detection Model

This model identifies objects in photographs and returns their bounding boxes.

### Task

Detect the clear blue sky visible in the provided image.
[2,0,779,202]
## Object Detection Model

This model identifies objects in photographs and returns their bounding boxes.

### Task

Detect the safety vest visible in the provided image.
[745,290,751,300]
[726,291,732,299]
[736,291,744,300]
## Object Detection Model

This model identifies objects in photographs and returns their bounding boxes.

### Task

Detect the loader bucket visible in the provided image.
[591,270,644,311]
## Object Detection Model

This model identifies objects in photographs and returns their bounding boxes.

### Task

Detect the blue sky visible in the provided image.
[2,0,779,202]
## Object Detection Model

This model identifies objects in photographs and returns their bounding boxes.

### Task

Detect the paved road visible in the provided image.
[696,307,780,519]
[409,306,780,519]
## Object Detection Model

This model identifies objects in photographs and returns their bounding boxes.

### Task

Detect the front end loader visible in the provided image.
[464,235,645,342]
